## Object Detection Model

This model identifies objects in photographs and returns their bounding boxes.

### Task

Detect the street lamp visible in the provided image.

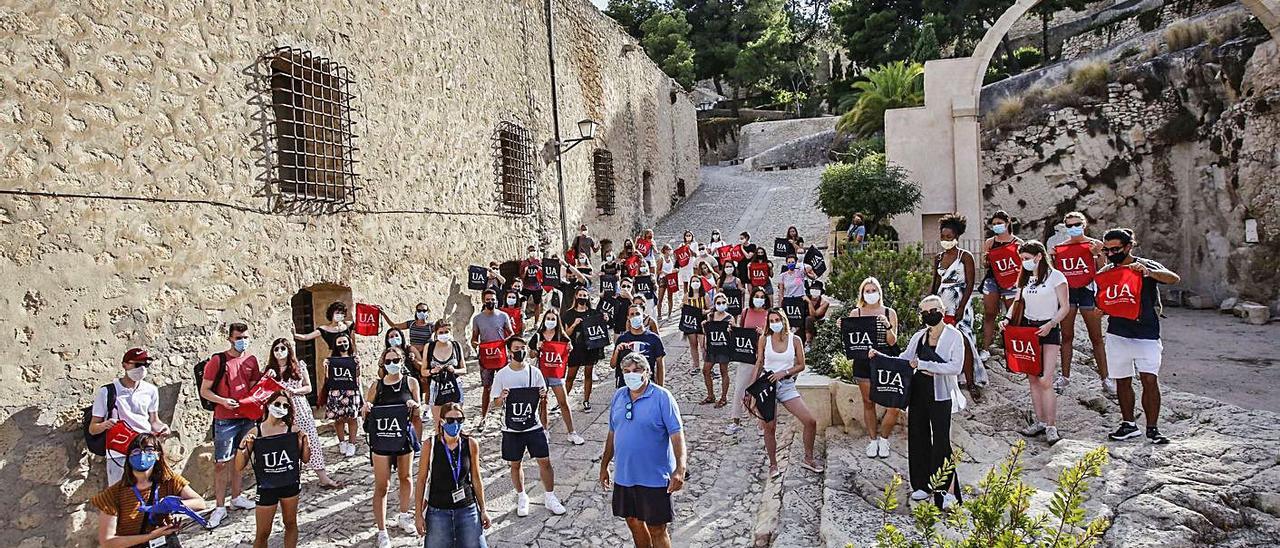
[559,119,599,155]
[544,0,600,252]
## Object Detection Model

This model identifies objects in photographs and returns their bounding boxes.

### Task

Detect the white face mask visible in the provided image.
[126,366,147,382]
[416,311,429,321]
[506,297,518,306]
[268,403,289,419]
[1022,259,1038,271]
[273,348,289,360]
[384,361,403,376]
[436,333,452,343]
[863,291,881,305]
[809,289,820,298]
[623,372,646,391]
[544,319,557,330]
[752,297,766,309]
[333,313,345,322]
[939,240,958,250]
[639,267,650,275]
[769,322,785,333]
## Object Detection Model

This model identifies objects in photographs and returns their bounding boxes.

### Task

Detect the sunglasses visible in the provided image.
[1065,222,1084,228]
[129,447,159,457]
[273,346,288,353]
[271,402,291,410]
[416,308,429,313]
[1101,246,1126,253]
[443,417,464,425]
[384,359,403,366]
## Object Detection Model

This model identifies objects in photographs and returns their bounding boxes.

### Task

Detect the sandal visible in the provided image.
[699,396,716,405]
[714,398,728,408]
[319,480,343,489]
[769,466,781,478]
[799,460,825,474]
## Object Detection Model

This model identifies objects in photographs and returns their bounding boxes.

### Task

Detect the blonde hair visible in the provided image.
[1064,211,1087,223]
[919,295,945,310]
[857,277,886,308]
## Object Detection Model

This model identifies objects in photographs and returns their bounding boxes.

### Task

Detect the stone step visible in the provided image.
[774,425,826,547]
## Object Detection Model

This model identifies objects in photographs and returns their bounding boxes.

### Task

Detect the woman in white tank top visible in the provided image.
[751,309,823,477]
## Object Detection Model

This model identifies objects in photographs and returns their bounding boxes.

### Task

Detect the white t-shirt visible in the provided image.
[490,364,546,432]
[1019,268,1068,321]
[91,379,159,434]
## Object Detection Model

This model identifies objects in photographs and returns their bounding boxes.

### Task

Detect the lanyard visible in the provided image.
[132,483,160,526]
[441,439,463,487]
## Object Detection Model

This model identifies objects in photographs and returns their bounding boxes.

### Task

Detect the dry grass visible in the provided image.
[1165,20,1208,51]
[987,96,1027,129]
[1069,62,1111,96]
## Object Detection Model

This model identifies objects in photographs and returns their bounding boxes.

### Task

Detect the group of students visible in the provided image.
[84,213,1180,547]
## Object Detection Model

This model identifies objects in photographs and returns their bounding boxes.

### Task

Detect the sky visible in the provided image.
[591,0,608,9]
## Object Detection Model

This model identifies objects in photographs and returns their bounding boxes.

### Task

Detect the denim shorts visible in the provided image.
[426,504,488,548]
[213,418,254,463]
[981,277,1018,298]
[1068,286,1097,310]
[545,376,565,387]
[776,378,801,403]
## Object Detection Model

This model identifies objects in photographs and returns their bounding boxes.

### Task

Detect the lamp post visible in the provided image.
[544,0,599,252]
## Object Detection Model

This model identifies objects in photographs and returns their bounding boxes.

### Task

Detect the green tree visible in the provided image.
[910,23,941,63]
[816,152,922,237]
[606,0,665,40]
[836,61,923,138]
[1031,0,1091,61]
[641,10,698,87]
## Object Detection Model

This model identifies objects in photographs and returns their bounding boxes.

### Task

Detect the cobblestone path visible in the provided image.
[191,165,830,547]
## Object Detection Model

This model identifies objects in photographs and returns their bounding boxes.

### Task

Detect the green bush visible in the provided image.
[816,155,922,238]
[827,240,933,335]
[873,441,1110,547]
[808,303,849,379]
[831,135,885,164]
[1069,61,1110,97]
[1012,46,1043,68]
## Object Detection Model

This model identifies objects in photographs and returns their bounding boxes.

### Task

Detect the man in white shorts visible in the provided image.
[1098,229,1181,445]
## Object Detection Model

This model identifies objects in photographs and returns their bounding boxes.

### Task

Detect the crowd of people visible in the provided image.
[84,214,1178,547]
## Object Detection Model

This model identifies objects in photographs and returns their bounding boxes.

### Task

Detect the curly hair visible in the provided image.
[939,213,967,237]
[325,301,348,321]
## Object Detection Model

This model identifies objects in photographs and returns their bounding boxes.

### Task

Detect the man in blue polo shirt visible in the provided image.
[599,353,686,547]
[613,304,667,385]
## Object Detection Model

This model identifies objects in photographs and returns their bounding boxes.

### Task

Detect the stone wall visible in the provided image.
[0,0,697,545]
[737,116,838,159]
[1060,0,1235,58]
[981,37,1280,303]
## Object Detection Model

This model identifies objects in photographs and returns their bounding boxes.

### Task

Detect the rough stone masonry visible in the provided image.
[0,0,697,546]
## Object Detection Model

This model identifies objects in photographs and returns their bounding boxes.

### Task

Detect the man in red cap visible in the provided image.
[87,347,170,485]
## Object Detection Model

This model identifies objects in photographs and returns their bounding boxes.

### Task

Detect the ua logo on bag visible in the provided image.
[876,369,905,388]
[587,325,606,339]
[1104,285,1135,300]
[376,418,403,433]
[262,449,293,469]
[1059,257,1089,273]
[1011,339,1037,356]
[846,331,872,346]
[995,257,1017,273]
[710,331,727,344]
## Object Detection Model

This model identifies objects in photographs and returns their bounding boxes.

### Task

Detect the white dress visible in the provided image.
[935,253,988,385]
[282,362,326,471]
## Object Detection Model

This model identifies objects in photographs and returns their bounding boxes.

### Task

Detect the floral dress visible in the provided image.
[282,362,325,471]
[323,356,362,419]
[935,251,988,385]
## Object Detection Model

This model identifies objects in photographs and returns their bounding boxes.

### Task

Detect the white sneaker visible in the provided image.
[375,530,391,548]
[978,350,991,362]
[568,432,586,445]
[1053,374,1070,395]
[1103,378,1117,395]
[338,441,350,457]
[346,442,357,457]
[866,438,880,458]
[396,512,416,534]
[724,423,742,435]
[1045,426,1061,445]
[516,491,530,517]
[545,491,567,515]
[910,490,930,501]
[229,495,255,510]
[877,438,890,459]
[1020,421,1047,437]
[206,506,227,528]
[941,493,958,509]
[592,370,602,382]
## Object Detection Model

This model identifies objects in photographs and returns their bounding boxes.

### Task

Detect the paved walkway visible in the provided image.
[190,165,831,547]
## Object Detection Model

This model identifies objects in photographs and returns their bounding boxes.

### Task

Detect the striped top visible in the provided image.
[406,321,433,347]
[91,472,189,545]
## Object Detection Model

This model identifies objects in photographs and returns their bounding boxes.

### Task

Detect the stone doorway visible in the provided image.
[290,283,353,406]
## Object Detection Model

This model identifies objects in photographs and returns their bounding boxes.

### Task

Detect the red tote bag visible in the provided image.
[730,244,746,262]
[1004,326,1043,376]
[664,272,680,292]
[717,245,736,265]
[354,303,380,336]
[1095,267,1143,320]
[748,262,770,287]
[478,340,508,370]
[538,340,570,379]
[105,421,140,455]
[624,255,642,277]
[499,307,523,335]
[1054,243,1096,289]
[988,244,1022,290]
[674,245,692,268]
[238,376,287,422]
[636,238,653,257]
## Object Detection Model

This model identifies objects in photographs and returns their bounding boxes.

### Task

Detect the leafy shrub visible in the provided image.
[873,441,1110,547]
[831,135,885,164]
[836,61,925,138]
[1012,46,1043,68]
[808,303,849,378]
[1165,20,1208,51]
[827,240,932,335]
[816,155,922,238]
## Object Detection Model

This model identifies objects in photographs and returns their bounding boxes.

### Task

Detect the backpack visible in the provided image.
[194,352,229,411]
[83,382,118,457]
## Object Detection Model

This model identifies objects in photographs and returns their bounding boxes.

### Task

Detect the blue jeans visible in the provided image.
[212,418,254,463]
[425,505,487,548]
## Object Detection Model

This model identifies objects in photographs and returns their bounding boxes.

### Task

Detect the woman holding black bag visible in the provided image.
[236,390,309,548]
[563,288,607,410]
[750,310,822,478]
[847,277,900,459]
[425,320,467,433]
[361,346,422,548]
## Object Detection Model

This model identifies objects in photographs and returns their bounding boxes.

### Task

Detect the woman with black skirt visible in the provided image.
[563,287,606,410]
[236,390,309,548]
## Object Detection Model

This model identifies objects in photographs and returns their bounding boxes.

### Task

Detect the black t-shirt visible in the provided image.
[1105,257,1166,340]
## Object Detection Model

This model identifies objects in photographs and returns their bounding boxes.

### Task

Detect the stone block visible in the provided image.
[1220,297,1239,312]
[1184,293,1215,309]
[795,372,833,431]
[1240,303,1270,325]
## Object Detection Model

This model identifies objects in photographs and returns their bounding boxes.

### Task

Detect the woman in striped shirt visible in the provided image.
[92,434,206,547]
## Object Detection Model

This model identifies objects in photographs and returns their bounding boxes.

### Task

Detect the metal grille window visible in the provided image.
[262,46,359,213]
[494,121,536,215]
[593,149,616,215]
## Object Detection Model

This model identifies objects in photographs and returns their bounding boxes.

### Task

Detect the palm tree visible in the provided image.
[836,61,925,138]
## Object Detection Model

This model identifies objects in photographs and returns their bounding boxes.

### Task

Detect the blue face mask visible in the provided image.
[442,421,463,437]
[129,450,159,471]
[1066,226,1085,238]
[388,336,403,347]
[233,338,248,353]
[991,223,1008,235]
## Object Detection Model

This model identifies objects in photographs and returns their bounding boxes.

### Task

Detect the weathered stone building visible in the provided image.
[0,0,697,545]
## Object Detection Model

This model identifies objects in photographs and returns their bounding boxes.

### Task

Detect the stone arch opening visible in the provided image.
[290,283,352,406]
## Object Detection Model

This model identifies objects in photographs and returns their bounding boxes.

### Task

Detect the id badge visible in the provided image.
[451,488,465,503]
[148,536,167,548]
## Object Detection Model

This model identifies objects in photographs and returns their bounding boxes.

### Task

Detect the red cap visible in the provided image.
[122,348,151,364]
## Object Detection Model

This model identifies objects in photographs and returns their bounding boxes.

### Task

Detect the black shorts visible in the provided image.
[612,484,674,526]
[852,358,871,380]
[257,483,301,506]
[1024,320,1062,348]
[1068,286,1097,309]
[704,350,732,364]
[501,429,549,461]
[523,288,543,305]
[569,346,605,367]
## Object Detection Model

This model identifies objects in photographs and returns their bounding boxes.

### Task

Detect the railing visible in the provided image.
[830,232,985,260]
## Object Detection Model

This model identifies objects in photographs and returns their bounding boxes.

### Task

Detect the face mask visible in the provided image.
[483,301,496,310]
[416,311,429,321]
[442,421,463,437]
[268,403,290,419]
[726,266,734,274]
[863,291,881,305]
[991,224,1008,235]
[684,236,693,243]
[336,343,349,353]
[939,240,958,250]
[129,450,159,471]
[233,339,249,353]
[333,313,345,323]
[769,322,785,333]
[576,298,588,306]
[922,310,945,327]
[623,372,645,391]
[786,262,797,271]
[1022,259,1038,271]
[544,319,558,330]
[1066,226,1085,238]
[629,316,644,330]
[809,289,821,298]
[1107,251,1129,265]
[126,366,147,382]
[511,350,527,362]
[384,362,403,375]
[712,234,720,241]
[388,336,403,347]
[436,333,452,343]
[506,297,518,306]
[605,254,615,262]
[752,297,766,308]
[639,267,650,275]
[715,303,728,312]
[273,348,289,360]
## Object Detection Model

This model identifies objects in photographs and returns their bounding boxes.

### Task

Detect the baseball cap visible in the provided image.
[122,348,152,364]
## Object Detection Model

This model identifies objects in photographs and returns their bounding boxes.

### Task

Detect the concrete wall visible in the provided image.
[0,0,697,545]
[737,116,837,159]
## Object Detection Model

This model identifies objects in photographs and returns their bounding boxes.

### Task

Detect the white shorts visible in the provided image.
[1105,334,1163,379]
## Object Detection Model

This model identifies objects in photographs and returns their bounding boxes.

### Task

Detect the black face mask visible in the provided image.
[511,350,527,362]
[921,310,945,327]
[576,298,588,306]
[1106,251,1130,265]
[483,301,496,310]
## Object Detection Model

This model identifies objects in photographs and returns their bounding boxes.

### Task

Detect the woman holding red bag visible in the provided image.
[979,211,1022,361]
[1051,211,1113,395]
[1097,229,1180,445]
[1005,241,1070,445]
[529,309,586,446]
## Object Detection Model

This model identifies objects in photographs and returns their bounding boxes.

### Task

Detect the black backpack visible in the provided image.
[194,352,229,411]
[83,383,118,457]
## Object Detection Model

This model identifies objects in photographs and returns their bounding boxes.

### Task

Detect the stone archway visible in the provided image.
[886,0,1280,241]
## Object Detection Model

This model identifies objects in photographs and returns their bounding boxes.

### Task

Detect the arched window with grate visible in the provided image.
[593,149,616,216]
[494,121,536,215]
